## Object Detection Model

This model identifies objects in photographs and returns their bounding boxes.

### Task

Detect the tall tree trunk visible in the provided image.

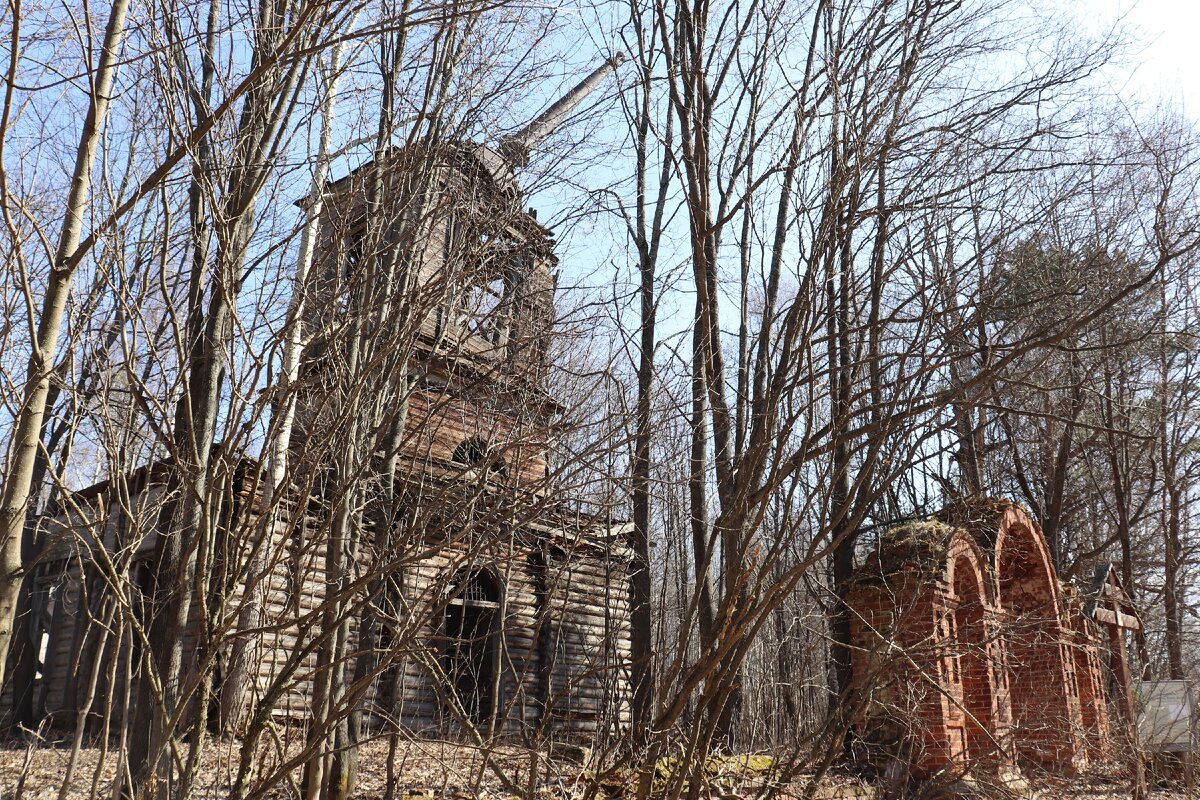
[129,220,245,798]
[128,0,302,784]
[1162,484,1184,680]
[0,0,130,688]
[6,396,60,726]
[688,315,716,652]
[219,33,348,734]
[625,32,676,740]
[827,216,854,717]
[629,229,656,741]
[1041,376,1083,571]
[1159,349,1185,681]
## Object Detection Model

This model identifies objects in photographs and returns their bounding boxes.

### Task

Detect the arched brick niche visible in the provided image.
[992,507,1083,770]
[945,535,1004,770]
[848,522,1013,778]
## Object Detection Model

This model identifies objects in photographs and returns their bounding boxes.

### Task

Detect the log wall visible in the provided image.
[20,469,632,743]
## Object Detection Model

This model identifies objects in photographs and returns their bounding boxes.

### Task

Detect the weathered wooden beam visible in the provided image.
[1093,606,1141,630]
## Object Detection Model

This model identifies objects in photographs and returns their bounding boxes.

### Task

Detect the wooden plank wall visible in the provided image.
[231,490,330,722]
[356,527,632,741]
[25,473,632,742]
[401,389,548,488]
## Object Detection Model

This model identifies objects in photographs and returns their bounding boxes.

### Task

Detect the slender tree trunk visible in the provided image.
[6,408,58,726]
[1159,362,1185,681]
[827,239,854,716]
[1041,377,1082,571]
[0,0,130,687]
[129,224,242,798]
[127,0,307,784]
[1163,484,1184,679]
[625,38,674,739]
[219,35,348,734]
[629,237,656,741]
[688,319,716,653]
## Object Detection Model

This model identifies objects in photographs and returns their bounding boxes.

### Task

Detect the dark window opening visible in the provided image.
[451,437,507,477]
[344,234,363,280]
[442,212,460,266]
[28,581,56,683]
[335,228,366,314]
[443,569,500,727]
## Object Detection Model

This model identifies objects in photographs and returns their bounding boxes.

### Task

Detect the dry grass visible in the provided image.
[0,733,566,799]
[0,734,1194,800]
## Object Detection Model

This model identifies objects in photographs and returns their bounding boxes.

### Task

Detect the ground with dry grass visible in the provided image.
[0,735,1193,799]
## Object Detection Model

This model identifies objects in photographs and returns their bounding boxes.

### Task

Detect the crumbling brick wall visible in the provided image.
[847,499,1124,780]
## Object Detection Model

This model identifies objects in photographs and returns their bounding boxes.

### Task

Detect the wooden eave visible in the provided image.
[392,454,632,553]
[412,349,565,418]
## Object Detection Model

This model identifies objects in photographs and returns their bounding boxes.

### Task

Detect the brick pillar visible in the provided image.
[848,577,959,779]
[1070,627,1111,760]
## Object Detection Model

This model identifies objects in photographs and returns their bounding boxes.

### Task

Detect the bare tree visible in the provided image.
[0,0,132,688]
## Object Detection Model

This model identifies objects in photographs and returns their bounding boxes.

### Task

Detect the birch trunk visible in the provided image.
[219,37,349,733]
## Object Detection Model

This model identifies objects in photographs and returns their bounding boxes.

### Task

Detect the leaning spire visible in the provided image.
[498,53,626,169]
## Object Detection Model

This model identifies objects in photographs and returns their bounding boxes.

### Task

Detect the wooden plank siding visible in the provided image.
[18,465,633,742]
[400,389,549,488]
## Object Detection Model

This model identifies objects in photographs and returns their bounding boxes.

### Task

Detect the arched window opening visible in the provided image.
[451,437,508,478]
[443,569,500,727]
[438,211,511,351]
[462,275,508,346]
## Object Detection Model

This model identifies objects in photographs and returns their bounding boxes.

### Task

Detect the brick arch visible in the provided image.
[944,534,1004,770]
[992,506,1061,613]
[991,507,1079,769]
[946,532,993,607]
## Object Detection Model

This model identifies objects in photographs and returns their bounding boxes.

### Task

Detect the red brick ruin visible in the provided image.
[848,498,1142,782]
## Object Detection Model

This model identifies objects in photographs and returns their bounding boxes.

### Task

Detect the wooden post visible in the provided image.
[1108,624,1137,726]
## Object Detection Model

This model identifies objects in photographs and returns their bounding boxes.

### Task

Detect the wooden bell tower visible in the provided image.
[291,56,624,492]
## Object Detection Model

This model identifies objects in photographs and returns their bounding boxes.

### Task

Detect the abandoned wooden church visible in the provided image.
[4,59,634,739]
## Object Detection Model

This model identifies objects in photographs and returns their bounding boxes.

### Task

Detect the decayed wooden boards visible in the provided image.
[24,468,633,740]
